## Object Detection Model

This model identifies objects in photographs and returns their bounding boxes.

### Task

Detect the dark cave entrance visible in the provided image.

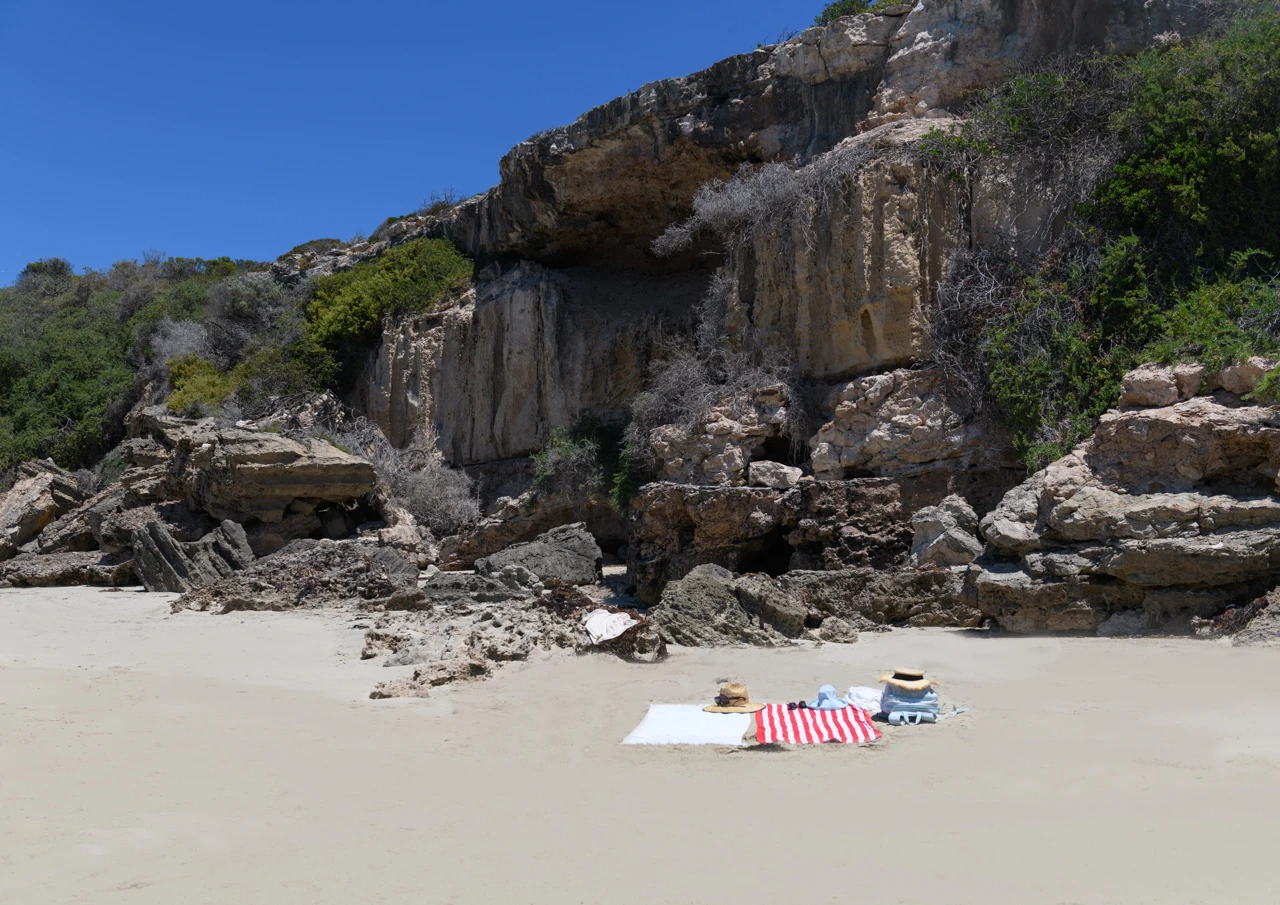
[737,527,794,577]
[757,435,806,468]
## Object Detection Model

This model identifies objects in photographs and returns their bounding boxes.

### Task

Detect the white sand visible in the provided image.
[3,586,1280,905]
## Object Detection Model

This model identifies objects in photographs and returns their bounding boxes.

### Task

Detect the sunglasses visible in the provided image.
[786,701,809,710]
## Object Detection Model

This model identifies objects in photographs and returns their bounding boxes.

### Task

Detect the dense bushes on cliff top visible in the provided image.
[0,254,264,472]
[814,0,873,26]
[924,7,1280,468]
[305,238,472,387]
[0,236,472,473]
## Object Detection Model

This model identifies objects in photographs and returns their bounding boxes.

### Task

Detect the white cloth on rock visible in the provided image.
[583,608,638,644]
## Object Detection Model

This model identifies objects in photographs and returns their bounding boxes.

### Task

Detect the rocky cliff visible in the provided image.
[338,0,1205,466]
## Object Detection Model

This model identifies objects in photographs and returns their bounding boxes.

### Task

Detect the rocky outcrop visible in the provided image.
[810,368,1013,477]
[175,539,416,613]
[356,263,692,463]
[420,0,1201,269]
[474,522,603,587]
[132,408,377,523]
[0,462,86,560]
[649,385,794,486]
[438,488,625,569]
[0,551,134,588]
[910,494,983,567]
[974,391,1280,633]
[648,564,808,646]
[780,567,982,628]
[628,478,911,604]
[131,520,256,594]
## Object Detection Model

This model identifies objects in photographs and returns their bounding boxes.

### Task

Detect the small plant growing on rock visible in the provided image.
[814,0,873,26]
[166,355,239,418]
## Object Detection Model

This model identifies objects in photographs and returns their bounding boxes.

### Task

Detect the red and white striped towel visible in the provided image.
[755,704,881,745]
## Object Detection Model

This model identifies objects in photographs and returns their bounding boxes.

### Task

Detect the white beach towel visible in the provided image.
[844,686,884,713]
[583,608,638,644]
[621,704,752,746]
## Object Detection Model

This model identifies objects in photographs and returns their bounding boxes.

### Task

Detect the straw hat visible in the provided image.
[703,682,765,713]
[878,668,938,692]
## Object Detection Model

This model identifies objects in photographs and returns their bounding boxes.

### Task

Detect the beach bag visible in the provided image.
[880,685,940,717]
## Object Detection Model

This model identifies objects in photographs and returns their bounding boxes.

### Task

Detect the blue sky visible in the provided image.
[1,0,821,284]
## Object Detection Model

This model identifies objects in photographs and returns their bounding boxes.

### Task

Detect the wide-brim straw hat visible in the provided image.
[878,668,938,692]
[703,682,765,713]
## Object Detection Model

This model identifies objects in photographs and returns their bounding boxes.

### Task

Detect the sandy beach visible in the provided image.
[3,587,1279,905]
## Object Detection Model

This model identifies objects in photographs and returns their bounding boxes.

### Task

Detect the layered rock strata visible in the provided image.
[628,478,912,605]
[974,389,1280,633]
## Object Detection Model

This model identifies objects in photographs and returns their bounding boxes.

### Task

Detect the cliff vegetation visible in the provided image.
[925,5,1280,467]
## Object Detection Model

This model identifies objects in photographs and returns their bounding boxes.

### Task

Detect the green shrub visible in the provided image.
[167,355,238,416]
[814,0,873,25]
[1091,13,1280,272]
[231,337,337,410]
[533,416,629,508]
[975,241,1151,468]
[1144,273,1280,368]
[926,8,1280,469]
[305,238,472,379]
[286,238,343,257]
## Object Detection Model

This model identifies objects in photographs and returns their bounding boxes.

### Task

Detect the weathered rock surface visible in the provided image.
[421,0,1200,269]
[749,460,803,489]
[647,564,802,646]
[810,368,1013,477]
[910,494,983,566]
[1232,589,1280,646]
[365,584,663,698]
[132,408,378,522]
[474,522,603,587]
[974,395,1280,633]
[0,461,86,559]
[780,567,982,628]
[355,263,693,464]
[175,539,415,613]
[34,486,125,554]
[0,551,134,587]
[438,488,624,569]
[94,500,217,555]
[628,478,912,605]
[649,385,793,486]
[131,520,256,594]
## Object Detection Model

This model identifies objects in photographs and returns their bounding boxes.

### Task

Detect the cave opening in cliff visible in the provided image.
[757,435,807,468]
[738,527,793,578]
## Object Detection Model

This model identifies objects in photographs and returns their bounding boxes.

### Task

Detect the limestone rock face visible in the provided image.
[780,567,982,628]
[910,495,983,567]
[133,409,377,523]
[175,539,416,613]
[748,460,803,489]
[650,385,793,486]
[131,520,256,594]
[720,125,962,378]
[0,551,134,588]
[628,479,911,604]
[356,263,690,464]
[94,501,217,555]
[423,0,1201,268]
[0,462,86,560]
[974,395,1280,633]
[647,564,800,647]
[810,368,1013,477]
[438,489,625,570]
[474,523,604,587]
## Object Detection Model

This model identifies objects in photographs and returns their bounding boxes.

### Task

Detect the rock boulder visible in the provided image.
[0,461,86,559]
[474,522,603,587]
[131,520,256,594]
